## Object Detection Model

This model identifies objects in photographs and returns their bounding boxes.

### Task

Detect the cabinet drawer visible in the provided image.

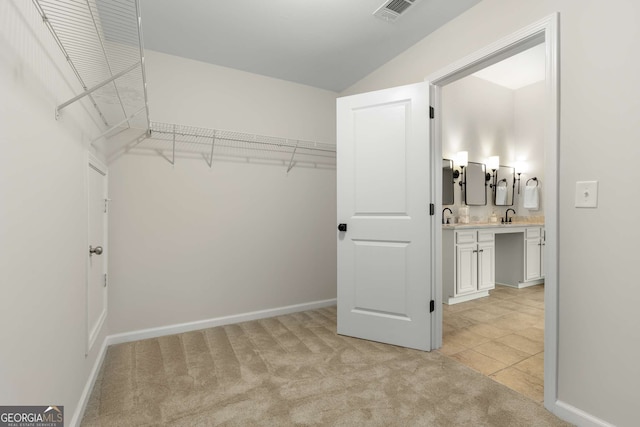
[478,231,494,242]
[526,227,541,239]
[456,231,477,244]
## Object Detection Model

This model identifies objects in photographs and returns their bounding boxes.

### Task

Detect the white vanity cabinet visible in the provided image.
[525,227,545,281]
[494,225,545,288]
[443,229,495,304]
[443,223,545,304]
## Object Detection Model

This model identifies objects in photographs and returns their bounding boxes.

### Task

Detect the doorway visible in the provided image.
[429,14,559,408]
[87,154,108,353]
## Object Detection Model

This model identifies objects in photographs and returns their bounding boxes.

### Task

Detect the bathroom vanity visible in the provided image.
[442,223,545,304]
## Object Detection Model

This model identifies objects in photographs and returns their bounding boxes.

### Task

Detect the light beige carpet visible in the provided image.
[82,306,570,426]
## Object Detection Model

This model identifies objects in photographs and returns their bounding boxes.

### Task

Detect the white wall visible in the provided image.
[0,1,107,423]
[442,75,514,220]
[442,76,545,220]
[342,0,640,425]
[106,51,337,334]
[146,50,337,143]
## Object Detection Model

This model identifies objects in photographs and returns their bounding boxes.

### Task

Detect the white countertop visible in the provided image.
[442,222,544,230]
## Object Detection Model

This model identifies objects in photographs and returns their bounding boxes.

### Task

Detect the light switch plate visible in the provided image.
[575,181,598,208]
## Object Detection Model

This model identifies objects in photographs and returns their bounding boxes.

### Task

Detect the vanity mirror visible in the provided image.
[442,159,456,205]
[494,165,515,206]
[464,161,487,206]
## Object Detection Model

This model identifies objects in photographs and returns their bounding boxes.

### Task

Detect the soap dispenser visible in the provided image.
[490,211,498,223]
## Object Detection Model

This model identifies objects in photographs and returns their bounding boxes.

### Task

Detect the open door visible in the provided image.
[337,82,432,351]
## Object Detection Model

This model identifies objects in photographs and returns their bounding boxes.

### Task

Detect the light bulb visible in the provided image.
[487,155,500,171]
[456,151,468,167]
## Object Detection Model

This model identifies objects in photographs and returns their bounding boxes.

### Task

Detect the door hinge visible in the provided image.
[430,300,435,313]
[429,203,435,215]
[429,106,434,119]
[104,273,107,287]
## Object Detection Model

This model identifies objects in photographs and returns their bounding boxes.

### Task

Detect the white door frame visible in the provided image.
[86,153,108,355]
[426,13,560,412]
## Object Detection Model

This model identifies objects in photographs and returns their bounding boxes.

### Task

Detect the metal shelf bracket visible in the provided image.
[286,141,300,174]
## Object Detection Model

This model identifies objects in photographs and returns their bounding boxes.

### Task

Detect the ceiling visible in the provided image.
[472,44,546,90]
[139,0,482,92]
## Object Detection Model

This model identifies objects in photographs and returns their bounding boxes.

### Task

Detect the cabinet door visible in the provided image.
[477,241,495,291]
[525,238,542,281]
[456,243,477,295]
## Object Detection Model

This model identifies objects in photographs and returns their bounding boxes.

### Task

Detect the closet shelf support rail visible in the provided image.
[56,61,141,117]
[287,141,300,174]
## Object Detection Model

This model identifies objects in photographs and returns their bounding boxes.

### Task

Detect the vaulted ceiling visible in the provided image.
[139,0,482,92]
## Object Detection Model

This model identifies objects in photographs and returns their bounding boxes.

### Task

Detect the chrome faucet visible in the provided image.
[504,208,516,223]
[443,208,453,224]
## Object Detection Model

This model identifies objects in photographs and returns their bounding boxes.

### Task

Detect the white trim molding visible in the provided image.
[426,11,567,424]
[553,400,616,427]
[69,337,110,427]
[107,298,337,345]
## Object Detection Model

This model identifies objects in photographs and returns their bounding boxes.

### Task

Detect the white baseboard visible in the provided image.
[496,280,544,289]
[107,298,337,346]
[550,400,615,427]
[69,336,109,427]
[445,291,489,305]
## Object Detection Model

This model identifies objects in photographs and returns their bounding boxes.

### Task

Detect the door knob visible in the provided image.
[338,223,347,232]
[89,245,103,256]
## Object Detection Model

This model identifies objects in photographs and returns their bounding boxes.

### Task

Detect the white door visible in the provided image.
[336,82,432,351]
[87,156,108,351]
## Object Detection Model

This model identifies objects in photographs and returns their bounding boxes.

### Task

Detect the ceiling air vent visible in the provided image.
[373,0,419,22]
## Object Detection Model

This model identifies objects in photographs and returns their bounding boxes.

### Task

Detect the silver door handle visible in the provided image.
[89,245,103,256]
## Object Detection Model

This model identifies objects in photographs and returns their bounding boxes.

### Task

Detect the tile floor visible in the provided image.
[439,284,545,402]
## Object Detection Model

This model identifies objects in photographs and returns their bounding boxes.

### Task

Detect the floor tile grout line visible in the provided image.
[442,284,545,402]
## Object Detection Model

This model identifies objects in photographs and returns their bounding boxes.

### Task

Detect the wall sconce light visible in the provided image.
[456,151,468,188]
[487,155,500,191]
[514,160,527,194]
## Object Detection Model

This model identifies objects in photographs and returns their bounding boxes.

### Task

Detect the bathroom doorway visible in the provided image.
[429,14,559,408]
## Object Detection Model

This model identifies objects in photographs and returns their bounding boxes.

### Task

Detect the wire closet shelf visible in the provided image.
[148,122,336,172]
[32,1,335,171]
[32,0,150,135]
